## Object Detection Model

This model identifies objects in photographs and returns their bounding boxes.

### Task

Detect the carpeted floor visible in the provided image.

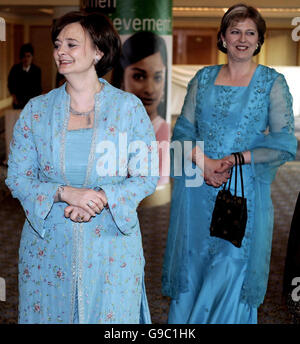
[0,161,299,324]
[257,162,299,324]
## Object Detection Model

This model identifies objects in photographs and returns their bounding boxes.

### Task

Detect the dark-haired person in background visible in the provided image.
[8,43,42,109]
[6,11,158,324]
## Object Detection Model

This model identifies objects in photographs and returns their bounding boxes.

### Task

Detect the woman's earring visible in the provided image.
[223,41,227,49]
[94,56,100,65]
[256,43,259,50]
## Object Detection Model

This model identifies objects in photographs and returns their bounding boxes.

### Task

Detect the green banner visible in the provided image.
[81,0,172,35]
[109,1,172,35]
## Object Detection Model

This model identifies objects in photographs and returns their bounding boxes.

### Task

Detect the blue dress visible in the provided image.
[162,65,297,324]
[65,128,93,324]
[6,79,159,324]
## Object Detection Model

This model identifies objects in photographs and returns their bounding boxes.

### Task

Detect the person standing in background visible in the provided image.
[8,43,42,109]
[3,44,42,166]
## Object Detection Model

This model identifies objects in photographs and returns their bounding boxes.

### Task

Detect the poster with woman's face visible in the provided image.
[107,1,173,186]
[112,32,172,186]
[108,0,173,124]
[113,31,170,122]
[122,44,166,120]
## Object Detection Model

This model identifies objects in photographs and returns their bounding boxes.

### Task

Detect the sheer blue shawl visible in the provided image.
[162,66,298,307]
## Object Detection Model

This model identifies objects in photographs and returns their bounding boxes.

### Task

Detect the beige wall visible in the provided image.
[0,22,13,104]
[266,29,299,66]
[30,25,53,93]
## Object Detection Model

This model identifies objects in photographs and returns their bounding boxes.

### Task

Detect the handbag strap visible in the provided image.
[233,153,238,196]
[238,151,245,165]
[223,152,245,197]
[223,161,234,191]
[227,152,245,198]
[237,152,245,198]
[232,152,245,198]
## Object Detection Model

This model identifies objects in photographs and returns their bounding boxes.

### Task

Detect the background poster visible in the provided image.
[81,0,173,124]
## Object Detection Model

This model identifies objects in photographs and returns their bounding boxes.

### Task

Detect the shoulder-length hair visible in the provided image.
[112,31,168,119]
[51,11,121,77]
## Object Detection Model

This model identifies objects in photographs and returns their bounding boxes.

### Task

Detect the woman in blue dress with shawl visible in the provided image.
[162,4,297,324]
[6,12,158,324]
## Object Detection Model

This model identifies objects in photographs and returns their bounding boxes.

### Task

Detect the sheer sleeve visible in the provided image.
[171,74,204,186]
[180,74,198,127]
[162,71,206,298]
[241,73,298,307]
[250,74,298,182]
[172,74,198,142]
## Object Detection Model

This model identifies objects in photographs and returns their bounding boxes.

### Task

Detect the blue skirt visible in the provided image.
[168,254,257,324]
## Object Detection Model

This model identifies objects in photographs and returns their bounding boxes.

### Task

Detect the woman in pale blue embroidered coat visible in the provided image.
[162,4,297,324]
[6,12,158,324]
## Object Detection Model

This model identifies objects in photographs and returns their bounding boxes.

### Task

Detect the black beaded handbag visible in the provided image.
[209,153,247,248]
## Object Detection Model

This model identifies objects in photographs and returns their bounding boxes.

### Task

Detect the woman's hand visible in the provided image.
[190,146,233,188]
[216,152,250,169]
[64,205,92,223]
[204,156,232,188]
[60,186,108,217]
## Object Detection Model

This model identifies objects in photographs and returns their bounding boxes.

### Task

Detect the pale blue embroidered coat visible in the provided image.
[6,79,158,324]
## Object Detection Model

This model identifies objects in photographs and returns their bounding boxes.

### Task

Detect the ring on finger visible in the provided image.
[87,200,95,208]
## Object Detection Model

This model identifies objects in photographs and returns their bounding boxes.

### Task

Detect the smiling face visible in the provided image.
[53,22,103,77]
[222,18,259,62]
[123,52,166,118]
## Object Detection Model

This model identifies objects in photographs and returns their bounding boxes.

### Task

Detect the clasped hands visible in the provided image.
[59,153,234,222]
[203,155,235,188]
[59,186,108,223]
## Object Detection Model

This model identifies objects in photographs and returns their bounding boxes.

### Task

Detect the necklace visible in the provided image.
[68,83,103,126]
[69,105,94,125]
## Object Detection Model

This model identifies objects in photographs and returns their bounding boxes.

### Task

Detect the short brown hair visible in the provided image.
[51,11,121,77]
[20,43,34,59]
[217,3,266,56]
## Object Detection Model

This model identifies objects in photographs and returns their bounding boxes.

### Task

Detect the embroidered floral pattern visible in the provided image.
[6,80,158,323]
